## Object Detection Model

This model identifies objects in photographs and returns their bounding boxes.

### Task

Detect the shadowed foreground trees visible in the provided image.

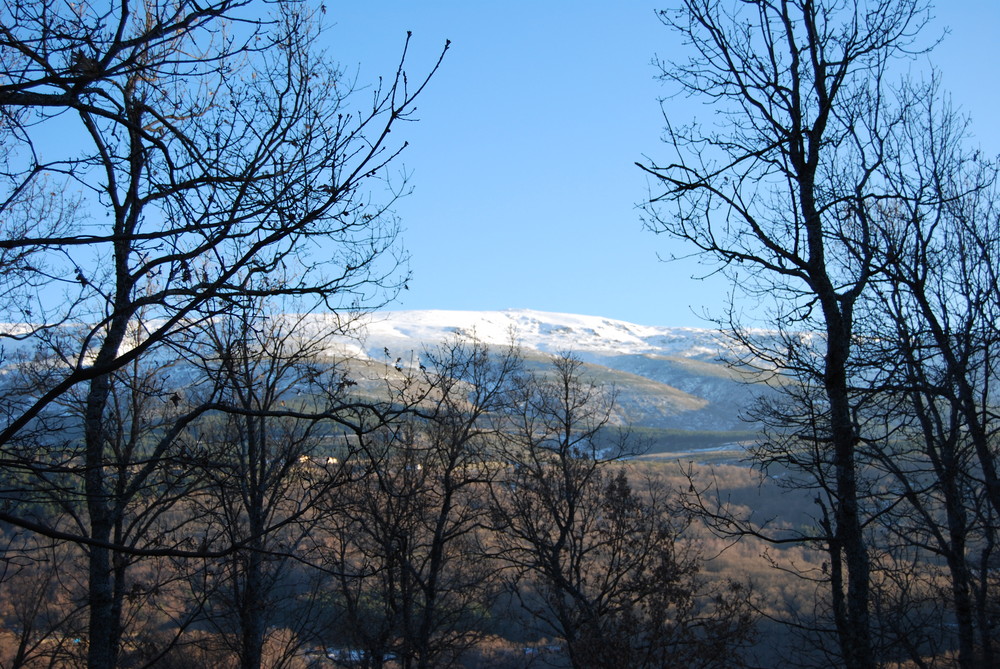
[640,1,929,666]
[642,1,1000,667]
[492,355,755,669]
[0,321,757,667]
[320,338,521,669]
[854,87,1000,667]
[319,343,754,669]
[183,298,363,669]
[0,0,446,666]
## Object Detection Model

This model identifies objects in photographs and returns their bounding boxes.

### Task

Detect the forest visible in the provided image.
[0,335,757,669]
[2,0,1000,668]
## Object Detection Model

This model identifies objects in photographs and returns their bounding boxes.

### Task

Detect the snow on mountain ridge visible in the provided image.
[356,309,731,361]
[345,310,769,433]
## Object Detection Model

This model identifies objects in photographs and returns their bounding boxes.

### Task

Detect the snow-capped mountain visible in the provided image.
[0,309,770,452]
[355,309,732,360]
[346,309,772,437]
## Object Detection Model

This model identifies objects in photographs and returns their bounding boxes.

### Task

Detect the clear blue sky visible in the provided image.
[328,2,1000,327]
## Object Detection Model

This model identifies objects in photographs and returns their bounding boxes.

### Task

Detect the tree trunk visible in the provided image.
[821,295,874,669]
[240,551,265,669]
[84,373,118,669]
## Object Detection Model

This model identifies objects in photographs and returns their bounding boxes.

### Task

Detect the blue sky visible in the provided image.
[329,2,1000,327]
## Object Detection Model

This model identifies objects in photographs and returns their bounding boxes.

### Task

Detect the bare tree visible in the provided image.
[493,354,755,669]
[322,337,521,669]
[0,1,446,667]
[850,81,1000,668]
[0,315,220,668]
[180,297,364,669]
[639,2,934,666]
[0,529,87,669]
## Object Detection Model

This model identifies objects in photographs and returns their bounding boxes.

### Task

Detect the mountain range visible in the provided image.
[340,309,772,456]
[1,309,770,459]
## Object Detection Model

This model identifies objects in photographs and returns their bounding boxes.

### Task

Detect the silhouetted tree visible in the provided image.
[0,529,86,668]
[853,82,1000,668]
[0,1,445,666]
[640,2,934,666]
[323,337,520,669]
[183,297,364,669]
[493,355,755,668]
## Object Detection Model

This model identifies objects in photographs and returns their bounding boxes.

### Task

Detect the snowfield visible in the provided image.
[349,309,735,362]
[333,309,773,434]
[1,309,775,435]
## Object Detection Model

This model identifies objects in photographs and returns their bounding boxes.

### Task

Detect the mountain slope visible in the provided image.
[354,309,733,361]
[346,309,772,435]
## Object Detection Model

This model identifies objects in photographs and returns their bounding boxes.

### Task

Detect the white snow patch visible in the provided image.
[346,309,731,361]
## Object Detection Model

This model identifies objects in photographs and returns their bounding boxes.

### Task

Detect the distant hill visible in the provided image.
[1,309,773,459]
[341,309,775,456]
